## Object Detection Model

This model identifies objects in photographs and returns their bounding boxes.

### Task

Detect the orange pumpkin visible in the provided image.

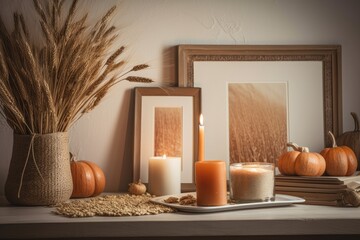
[128,180,147,195]
[278,142,326,176]
[70,157,106,198]
[320,131,358,176]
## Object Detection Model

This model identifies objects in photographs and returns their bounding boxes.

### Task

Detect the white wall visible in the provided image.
[1,0,360,195]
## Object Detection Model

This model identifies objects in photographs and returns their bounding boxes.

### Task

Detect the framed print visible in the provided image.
[133,87,201,191]
[178,44,341,166]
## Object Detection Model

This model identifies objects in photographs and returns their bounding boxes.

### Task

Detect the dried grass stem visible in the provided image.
[0,1,152,134]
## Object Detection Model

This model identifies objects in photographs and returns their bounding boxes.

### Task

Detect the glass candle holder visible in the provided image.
[229,162,275,202]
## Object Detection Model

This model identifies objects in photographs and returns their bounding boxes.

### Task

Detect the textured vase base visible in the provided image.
[5,132,73,206]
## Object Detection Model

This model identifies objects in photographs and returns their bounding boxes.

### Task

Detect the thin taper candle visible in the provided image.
[198,114,205,161]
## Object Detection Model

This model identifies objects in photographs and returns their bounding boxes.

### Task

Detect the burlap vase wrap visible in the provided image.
[5,132,73,205]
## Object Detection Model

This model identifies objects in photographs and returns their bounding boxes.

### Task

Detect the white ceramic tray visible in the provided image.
[150,192,305,213]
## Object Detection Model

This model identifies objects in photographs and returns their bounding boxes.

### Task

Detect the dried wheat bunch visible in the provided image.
[0,0,152,135]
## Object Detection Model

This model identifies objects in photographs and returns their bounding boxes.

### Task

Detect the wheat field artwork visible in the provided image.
[154,107,183,157]
[228,83,287,164]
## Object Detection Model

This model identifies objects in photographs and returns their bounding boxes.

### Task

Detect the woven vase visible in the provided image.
[4,132,73,205]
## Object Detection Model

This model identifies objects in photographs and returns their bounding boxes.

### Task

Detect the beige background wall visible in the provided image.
[1,0,360,195]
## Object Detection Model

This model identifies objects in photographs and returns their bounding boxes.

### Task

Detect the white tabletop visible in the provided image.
[1,196,359,239]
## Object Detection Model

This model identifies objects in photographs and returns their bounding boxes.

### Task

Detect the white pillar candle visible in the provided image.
[230,162,275,202]
[148,155,181,196]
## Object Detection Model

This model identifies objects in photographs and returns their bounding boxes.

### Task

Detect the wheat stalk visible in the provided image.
[0,0,152,134]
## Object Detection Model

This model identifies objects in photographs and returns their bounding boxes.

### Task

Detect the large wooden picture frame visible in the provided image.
[133,87,201,191]
[178,45,341,165]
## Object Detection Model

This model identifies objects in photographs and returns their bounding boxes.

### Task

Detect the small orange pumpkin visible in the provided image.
[320,131,358,176]
[128,180,147,195]
[70,155,106,198]
[278,142,326,176]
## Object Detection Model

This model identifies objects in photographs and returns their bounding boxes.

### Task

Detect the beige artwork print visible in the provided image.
[228,83,287,164]
[154,107,183,157]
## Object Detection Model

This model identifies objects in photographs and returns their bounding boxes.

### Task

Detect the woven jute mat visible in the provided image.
[53,193,175,217]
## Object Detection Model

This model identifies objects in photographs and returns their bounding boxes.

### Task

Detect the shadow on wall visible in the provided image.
[162,46,178,87]
[101,88,135,192]
[0,123,12,195]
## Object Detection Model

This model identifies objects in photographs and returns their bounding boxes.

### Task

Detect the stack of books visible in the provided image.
[275,173,360,206]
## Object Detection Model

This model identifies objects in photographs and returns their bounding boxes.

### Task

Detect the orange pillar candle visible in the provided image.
[198,114,205,162]
[195,160,227,206]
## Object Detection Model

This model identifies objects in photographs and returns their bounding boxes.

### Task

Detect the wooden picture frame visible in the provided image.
[178,44,341,164]
[133,87,201,191]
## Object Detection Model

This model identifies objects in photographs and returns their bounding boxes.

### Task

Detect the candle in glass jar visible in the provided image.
[148,155,181,196]
[230,162,275,202]
[195,160,227,206]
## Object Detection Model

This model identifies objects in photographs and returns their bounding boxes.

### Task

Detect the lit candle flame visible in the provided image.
[200,114,204,126]
[162,154,166,159]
